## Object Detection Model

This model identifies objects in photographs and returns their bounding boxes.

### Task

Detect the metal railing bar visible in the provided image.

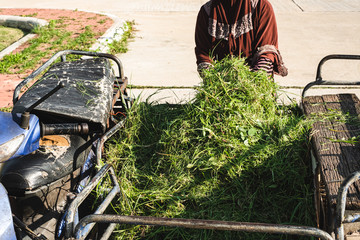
[74,214,334,240]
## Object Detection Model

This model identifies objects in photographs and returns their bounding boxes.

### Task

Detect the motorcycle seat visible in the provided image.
[12,57,116,133]
[0,135,91,195]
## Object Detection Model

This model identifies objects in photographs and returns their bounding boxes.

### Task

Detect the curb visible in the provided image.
[0,10,126,108]
[86,11,127,53]
[0,15,49,60]
[0,11,126,60]
[0,15,48,31]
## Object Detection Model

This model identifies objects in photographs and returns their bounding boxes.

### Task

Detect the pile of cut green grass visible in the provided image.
[107,57,314,239]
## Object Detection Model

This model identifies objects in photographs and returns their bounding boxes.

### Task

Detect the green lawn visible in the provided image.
[0,26,26,51]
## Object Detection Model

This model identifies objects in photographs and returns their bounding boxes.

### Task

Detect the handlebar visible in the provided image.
[41,123,89,136]
[301,54,360,98]
[315,55,360,82]
[20,82,65,129]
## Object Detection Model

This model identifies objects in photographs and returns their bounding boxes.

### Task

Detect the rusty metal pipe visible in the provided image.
[301,54,360,98]
[75,167,120,240]
[74,214,334,240]
[96,119,126,165]
[335,171,360,240]
[64,164,111,238]
[99,223,118,240]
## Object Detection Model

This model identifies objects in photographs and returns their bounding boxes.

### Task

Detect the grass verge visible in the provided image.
[0,18,135,75]
[106,57,314,239]
[0,26,26,51]
[0,20,98,74]
[108,21,135,55]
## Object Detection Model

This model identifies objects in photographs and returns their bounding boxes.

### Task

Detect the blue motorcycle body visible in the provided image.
[0,112,40,161]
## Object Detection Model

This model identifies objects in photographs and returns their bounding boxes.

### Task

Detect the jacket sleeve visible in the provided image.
[252,0,288,76]
[195,6,213,67]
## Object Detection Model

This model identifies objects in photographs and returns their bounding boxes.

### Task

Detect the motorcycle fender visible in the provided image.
[0,183,16,240]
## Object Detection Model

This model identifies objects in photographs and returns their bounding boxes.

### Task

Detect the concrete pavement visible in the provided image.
[0,0,359,104]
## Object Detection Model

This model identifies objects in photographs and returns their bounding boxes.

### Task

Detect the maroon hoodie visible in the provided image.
[195,0,287,76]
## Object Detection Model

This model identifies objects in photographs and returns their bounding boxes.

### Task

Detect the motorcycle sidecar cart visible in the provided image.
[302,54,360,240]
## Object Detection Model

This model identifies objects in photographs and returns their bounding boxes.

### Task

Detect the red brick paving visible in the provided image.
[0,8,112,108]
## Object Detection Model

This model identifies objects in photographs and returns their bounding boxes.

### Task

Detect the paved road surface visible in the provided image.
[0,0,359,103]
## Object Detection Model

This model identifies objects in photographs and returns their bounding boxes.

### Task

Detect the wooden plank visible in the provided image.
[303,95,340,206]
[321,95,360,209]
[303,94,360,209]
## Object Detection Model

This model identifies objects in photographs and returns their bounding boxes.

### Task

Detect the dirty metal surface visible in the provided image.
[12,58,115,133]
[303,94,360,209]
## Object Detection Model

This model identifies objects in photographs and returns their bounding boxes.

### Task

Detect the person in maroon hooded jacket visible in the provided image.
[195,0,288,77]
